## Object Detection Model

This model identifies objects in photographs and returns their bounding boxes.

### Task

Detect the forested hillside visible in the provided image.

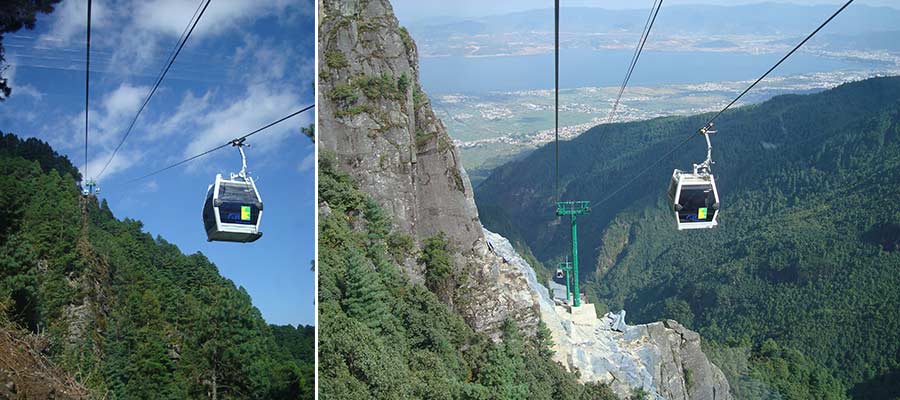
[0,132,313,399]
[476,76,900,399]
[317,154,620,399]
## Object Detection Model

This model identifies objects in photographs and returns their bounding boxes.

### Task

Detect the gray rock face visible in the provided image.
[318,0,539,338]
[318,0,480,259]
[485,230,732,400]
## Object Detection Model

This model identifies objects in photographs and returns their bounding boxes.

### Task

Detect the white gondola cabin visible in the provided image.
[202,139,263,243]
[667,170,719,230]
[667,124,720,230]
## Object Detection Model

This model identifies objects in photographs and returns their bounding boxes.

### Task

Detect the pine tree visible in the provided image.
[342,247,391,332]
[419,233,454,300]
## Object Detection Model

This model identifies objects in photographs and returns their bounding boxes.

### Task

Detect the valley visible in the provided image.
[405,4,900,187]
[474,76,900,399]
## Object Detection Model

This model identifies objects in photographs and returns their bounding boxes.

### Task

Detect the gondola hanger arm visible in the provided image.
[230,138,250,181]
[694,123,715,175]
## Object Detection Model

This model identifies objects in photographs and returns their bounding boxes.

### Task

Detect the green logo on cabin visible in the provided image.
[241,206,251,221]
[698,207,708,219]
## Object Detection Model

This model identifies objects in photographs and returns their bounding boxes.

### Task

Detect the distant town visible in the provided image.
[435,68,900,174]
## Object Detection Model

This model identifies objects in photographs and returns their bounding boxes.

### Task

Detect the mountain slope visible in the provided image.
[0,132,313,399]
[475,76,900,398]
[317,155,619,400]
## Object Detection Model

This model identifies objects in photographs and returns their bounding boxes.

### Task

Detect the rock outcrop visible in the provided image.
[485,229,732,400]
[0,328,91,400]
[318,0,540,338]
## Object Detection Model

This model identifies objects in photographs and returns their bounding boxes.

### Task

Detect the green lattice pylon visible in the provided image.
[556,201,590,307]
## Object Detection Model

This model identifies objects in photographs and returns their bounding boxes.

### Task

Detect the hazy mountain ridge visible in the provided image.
[405,3,900,60]
[407,4,900,37]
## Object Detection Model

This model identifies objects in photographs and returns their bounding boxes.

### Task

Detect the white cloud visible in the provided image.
[142,180,159,193]
[60,83,150,181]
[38,0,114,45]
[72,83,150,149]
[143,90,214,140]
[33,0,298,79]
[181,82,301,156]
[134,0,293,38]
[42,0,294,45]
[13,85,44,101]
[297,152,314,173]
[231,35,314,93]
[103,84,146,118]
[233,35,289,83]
[12,0,314,185]
[81,148,143,181]
[2,63,44,101]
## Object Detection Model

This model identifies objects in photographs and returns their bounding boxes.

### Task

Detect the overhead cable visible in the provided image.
[97,0,212,179]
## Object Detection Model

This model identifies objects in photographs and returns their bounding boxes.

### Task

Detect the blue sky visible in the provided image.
[0,0,316,326]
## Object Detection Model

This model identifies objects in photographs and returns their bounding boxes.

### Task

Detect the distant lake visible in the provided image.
[418,49,880,94]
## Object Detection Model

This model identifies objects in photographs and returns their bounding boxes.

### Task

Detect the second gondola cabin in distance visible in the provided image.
[202,138,264,243]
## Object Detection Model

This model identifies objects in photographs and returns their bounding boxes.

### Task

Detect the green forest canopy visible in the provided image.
[476,76,900,399]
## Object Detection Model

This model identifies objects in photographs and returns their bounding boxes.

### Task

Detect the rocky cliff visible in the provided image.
[318,0,540,338]
[485,230,731,400]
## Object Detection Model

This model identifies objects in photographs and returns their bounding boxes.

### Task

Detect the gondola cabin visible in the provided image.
[203,173,263,242]
[667,170,719,230]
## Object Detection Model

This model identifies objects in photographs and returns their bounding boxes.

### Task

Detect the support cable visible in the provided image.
[589,0,854,208]
[701,0,854,130]
[97,0,212,180]
[83,0,91,184]
[554,0,560,202]
[117,104,314,185]
[606,0,662,126]
[555,0,662,202]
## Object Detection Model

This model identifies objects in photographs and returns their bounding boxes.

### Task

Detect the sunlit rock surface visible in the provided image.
[485,229,732,400]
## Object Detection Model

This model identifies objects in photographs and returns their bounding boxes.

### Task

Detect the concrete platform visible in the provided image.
[571,303,598,326]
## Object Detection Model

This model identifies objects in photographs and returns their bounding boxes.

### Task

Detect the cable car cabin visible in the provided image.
[203,174,263,242]
[667,170,719,230]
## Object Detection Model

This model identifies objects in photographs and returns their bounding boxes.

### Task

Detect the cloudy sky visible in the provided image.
[0,0,316,326]
[391,0,898,22]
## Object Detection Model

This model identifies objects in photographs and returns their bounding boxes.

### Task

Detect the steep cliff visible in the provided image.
[318,0,539,338]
